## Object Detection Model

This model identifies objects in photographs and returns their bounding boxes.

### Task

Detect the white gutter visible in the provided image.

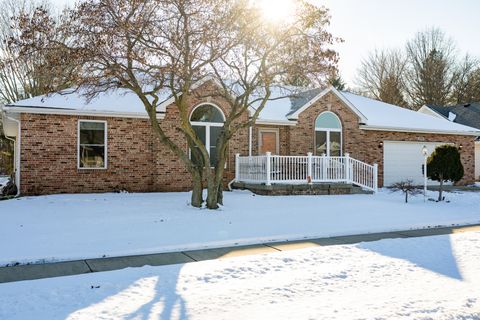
[1,106,21,196]
[255,119,297,126]
[359,125,480,136]
[3,106,165,120]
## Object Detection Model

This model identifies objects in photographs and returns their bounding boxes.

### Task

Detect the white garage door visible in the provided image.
[383,141,450,186]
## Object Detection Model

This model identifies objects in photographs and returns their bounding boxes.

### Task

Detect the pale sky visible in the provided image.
[52,0,480,86]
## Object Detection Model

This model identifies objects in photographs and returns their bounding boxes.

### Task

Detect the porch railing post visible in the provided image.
[345,153,350,183]
[307,152,313,184]
[266,152,272,186]
[235,153,240,182]
[322,153,327,180]
[373,163,379,193]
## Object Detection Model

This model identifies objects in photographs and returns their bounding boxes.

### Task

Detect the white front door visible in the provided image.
[383,141,451,186]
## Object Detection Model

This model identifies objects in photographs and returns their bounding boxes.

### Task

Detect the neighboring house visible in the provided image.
[419,102,480,180]
[1,81,479,196]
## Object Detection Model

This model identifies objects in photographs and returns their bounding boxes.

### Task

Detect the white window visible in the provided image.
[78,120,107,169]
[190,104,225,167]
[315,111,342,157]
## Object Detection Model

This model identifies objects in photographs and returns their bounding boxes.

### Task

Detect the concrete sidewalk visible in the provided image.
[1,223,479,284]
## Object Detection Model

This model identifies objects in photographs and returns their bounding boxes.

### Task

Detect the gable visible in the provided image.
[286,87,368,123]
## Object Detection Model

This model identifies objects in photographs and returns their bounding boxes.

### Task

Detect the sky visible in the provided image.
[51,0,480,87]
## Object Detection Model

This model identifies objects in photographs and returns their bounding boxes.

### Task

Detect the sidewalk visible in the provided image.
[1,223,479,284]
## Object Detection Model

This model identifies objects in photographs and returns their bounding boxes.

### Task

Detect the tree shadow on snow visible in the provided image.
[129,264,188,320]
[358,235,463,280]
[64,264,188,320]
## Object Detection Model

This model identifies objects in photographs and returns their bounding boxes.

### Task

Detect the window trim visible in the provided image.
[314,111,342,157]
[190,103,226,123]
[77,120,108,170]
[258,128,280,155]
[189,103,226,168]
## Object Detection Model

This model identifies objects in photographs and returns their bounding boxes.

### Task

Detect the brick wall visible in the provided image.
[20,88,248,195]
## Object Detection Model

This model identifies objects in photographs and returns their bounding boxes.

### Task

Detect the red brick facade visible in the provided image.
[18,90,476,195]
[19,91,249,195]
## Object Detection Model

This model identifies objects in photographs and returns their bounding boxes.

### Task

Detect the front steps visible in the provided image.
[231,182,374,196]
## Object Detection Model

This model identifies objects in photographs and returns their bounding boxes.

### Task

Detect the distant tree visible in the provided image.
[355,49,408,107]
[452,55,480,104]
[405,28,458,108]
[390,180,422,203]
[427,145,464,201]
[328,73,346,91]
[355,27,480,109]
[0,0,71,176]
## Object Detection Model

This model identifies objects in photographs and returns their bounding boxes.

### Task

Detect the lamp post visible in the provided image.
[422,145,428,202]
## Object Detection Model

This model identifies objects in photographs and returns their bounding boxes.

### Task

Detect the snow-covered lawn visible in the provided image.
[1,231,479,320]
[1,189,480,266]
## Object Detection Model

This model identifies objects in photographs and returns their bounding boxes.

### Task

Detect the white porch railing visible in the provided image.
[235,152,378,192]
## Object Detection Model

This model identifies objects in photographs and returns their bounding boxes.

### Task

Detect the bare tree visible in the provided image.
[12,0,339,209]
[452,55,480,104]
[355,49,408,107]
[0,0,54,176]
[0,0,74,103]
[390,180,422,203]
[405,28,459,108]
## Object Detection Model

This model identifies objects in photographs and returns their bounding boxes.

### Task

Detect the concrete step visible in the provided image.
[232,182,357,196]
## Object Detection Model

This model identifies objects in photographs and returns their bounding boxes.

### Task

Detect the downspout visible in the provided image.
[248,125,252,156]
[1,106,21,197]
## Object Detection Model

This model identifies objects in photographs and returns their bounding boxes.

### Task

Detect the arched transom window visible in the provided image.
[315,111,342,156]
[190,104,225,166]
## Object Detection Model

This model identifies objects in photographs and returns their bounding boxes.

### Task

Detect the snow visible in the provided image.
[1,231,480,319]
[8,87,171,115]
[250,85,297,122]
[0,176,9,193]
[341,91,480,134]
[1,189,480,266]
[256,96,292,122]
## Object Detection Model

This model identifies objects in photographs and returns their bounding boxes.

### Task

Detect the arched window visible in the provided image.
[190,104,225,166]
[315,111,342,156]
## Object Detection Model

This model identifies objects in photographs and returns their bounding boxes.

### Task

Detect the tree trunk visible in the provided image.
[405,191,408,203]
[205,134,229,209]
[206,178,219,209]
[217,182,224,206]
[191,170,204,208]
[438,177,444,202]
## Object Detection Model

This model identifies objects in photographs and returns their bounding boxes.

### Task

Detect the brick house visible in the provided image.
[1,82,479,196]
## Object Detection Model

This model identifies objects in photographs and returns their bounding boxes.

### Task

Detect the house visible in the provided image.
[419,103,480,180]
[1,81,479,196]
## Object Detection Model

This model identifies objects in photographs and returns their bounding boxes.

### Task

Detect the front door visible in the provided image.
[259,130,278,154]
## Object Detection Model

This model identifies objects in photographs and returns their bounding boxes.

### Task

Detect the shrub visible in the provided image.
[427,145,464,201]
[390,180,422,203]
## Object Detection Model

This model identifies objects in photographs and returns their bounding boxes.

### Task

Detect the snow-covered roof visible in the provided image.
[340,91,480,135]
[6,88,171,116]
[5,83,480,135]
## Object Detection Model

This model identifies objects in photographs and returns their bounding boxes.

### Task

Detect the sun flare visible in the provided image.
[257,0,296,23]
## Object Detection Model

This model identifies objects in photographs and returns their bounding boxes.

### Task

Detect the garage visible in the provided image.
[383,141,451,186]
